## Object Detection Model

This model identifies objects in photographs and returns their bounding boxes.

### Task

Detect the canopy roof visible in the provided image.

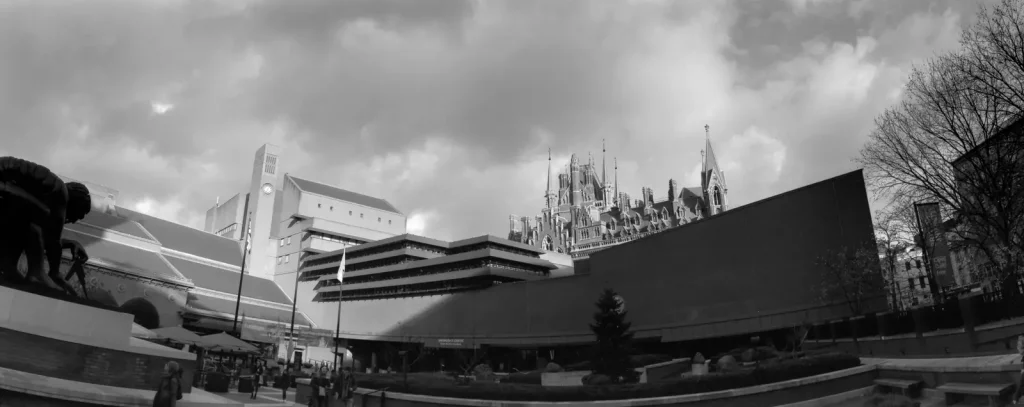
[201,332,260,353]
[152,326,205,345]
[131,323,160,340]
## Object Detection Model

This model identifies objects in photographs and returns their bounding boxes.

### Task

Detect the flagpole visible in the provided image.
[333,246,347,371]
[287,265,299,368]
[231,212,253,337]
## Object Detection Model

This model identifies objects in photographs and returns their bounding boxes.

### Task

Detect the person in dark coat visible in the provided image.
[281,366,292,401]
[251,361,265,399]
[336,367,356,407]
[309,370,331,407]
[0,156,91,294]
[153,361,183,407]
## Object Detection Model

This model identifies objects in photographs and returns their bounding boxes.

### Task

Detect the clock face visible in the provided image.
[262,183,274,195]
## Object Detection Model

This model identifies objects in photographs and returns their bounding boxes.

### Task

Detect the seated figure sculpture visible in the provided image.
[0,156,92,298]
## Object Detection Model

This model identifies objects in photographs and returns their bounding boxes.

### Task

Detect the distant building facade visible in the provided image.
[508,129,729,258]
[203,144,407,362]
[46,179,317,362]
[300,234,559,304]
[950,115,1024,293]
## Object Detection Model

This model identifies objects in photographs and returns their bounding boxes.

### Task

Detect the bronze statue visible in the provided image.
[0,156,92,297]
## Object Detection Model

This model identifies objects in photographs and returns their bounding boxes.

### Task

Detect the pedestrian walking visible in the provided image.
[251,362,265,399]
[281,366,292,401]
[153,361,183,407]
[309,370,330,407]
[338,367,356,407]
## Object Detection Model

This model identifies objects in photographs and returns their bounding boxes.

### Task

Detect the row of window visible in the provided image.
[906,276,930,290]
[317,278,507,301]
[331,259,548,285]
[314,203,394,225]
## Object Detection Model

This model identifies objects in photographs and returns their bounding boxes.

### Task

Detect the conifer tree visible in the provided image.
[589,288,635,383]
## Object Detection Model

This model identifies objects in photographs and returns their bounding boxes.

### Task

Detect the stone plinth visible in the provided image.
[0,285,197,394]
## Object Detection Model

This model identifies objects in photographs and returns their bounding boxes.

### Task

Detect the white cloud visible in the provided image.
[131,195,204,229]
[0,1,979,241]
[406,211,437,237]
[150,102,174,115]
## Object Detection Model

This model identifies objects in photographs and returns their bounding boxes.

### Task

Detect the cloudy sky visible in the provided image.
[0,0,988,240]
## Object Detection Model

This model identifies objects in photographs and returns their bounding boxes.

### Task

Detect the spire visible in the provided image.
[602,139,607,186]
[702,124,709,176]
[545,148,553,209]
[614,157,619,207]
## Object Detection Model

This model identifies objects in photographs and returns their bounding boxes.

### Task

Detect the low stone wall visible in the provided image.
[352,364,877,407]
[540,370,590,387]
[806,317,1024,357]
[643,358,692,383]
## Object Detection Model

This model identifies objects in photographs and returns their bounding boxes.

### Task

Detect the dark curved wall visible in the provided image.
[333,170,885,345]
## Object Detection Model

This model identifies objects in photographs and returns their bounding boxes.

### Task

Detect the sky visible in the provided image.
[0,0,990,241]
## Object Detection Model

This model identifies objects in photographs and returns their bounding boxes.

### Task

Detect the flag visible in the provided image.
[245,219,253,254]
[336,246,346,283]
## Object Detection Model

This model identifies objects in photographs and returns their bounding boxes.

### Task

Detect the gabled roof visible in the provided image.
[166,256,292,305]
[287,175,403,215]
[186,293,312,327]
[62,229,189,285]
[76,211,155,241]
[115,206,243,266]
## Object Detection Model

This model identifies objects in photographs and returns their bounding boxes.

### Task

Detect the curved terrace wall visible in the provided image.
[330,170,884,344]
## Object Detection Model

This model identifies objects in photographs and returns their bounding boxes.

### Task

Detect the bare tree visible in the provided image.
[858,0,1024,299]
[815,241,888,316]
[874,209,913,310]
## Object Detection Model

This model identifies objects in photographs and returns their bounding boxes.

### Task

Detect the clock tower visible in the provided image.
[245,143,283,280]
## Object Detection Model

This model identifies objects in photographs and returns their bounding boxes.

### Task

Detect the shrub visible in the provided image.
[565,354,673,371]
[352,352,861,402]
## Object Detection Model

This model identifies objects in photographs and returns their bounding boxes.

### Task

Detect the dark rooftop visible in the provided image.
[166,256,292,305]
[450,235,546,254]
[115,206,243,266]
[288,175,402,215]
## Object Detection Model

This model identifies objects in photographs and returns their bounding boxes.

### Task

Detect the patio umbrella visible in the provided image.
[152,326,205,345]
[201,332,259,354]
[131,323,161,340]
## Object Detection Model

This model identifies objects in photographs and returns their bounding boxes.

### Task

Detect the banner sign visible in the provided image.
[915,202,956,288]
[423,338,479,349]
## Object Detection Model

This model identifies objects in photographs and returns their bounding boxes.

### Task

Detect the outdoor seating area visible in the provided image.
[129,325,271,394]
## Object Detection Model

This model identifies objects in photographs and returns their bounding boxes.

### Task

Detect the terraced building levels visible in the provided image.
[298,234,559,302]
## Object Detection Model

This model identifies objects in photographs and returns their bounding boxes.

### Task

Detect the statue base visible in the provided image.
[0,274,121,313]
[0,285,237,406]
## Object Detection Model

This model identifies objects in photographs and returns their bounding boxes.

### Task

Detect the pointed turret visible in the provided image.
[614,157,619,208]
[545,148,555,209]
[701,125,729,216]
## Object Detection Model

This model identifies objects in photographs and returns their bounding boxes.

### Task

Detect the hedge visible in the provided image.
[564,354,675,372]
[352,352,860,402]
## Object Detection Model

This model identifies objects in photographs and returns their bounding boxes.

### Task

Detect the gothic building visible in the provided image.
[508,126,729,258]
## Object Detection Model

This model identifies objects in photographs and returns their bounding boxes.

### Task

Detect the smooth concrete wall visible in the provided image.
[0,285,132,347]
[324,170,884,345]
